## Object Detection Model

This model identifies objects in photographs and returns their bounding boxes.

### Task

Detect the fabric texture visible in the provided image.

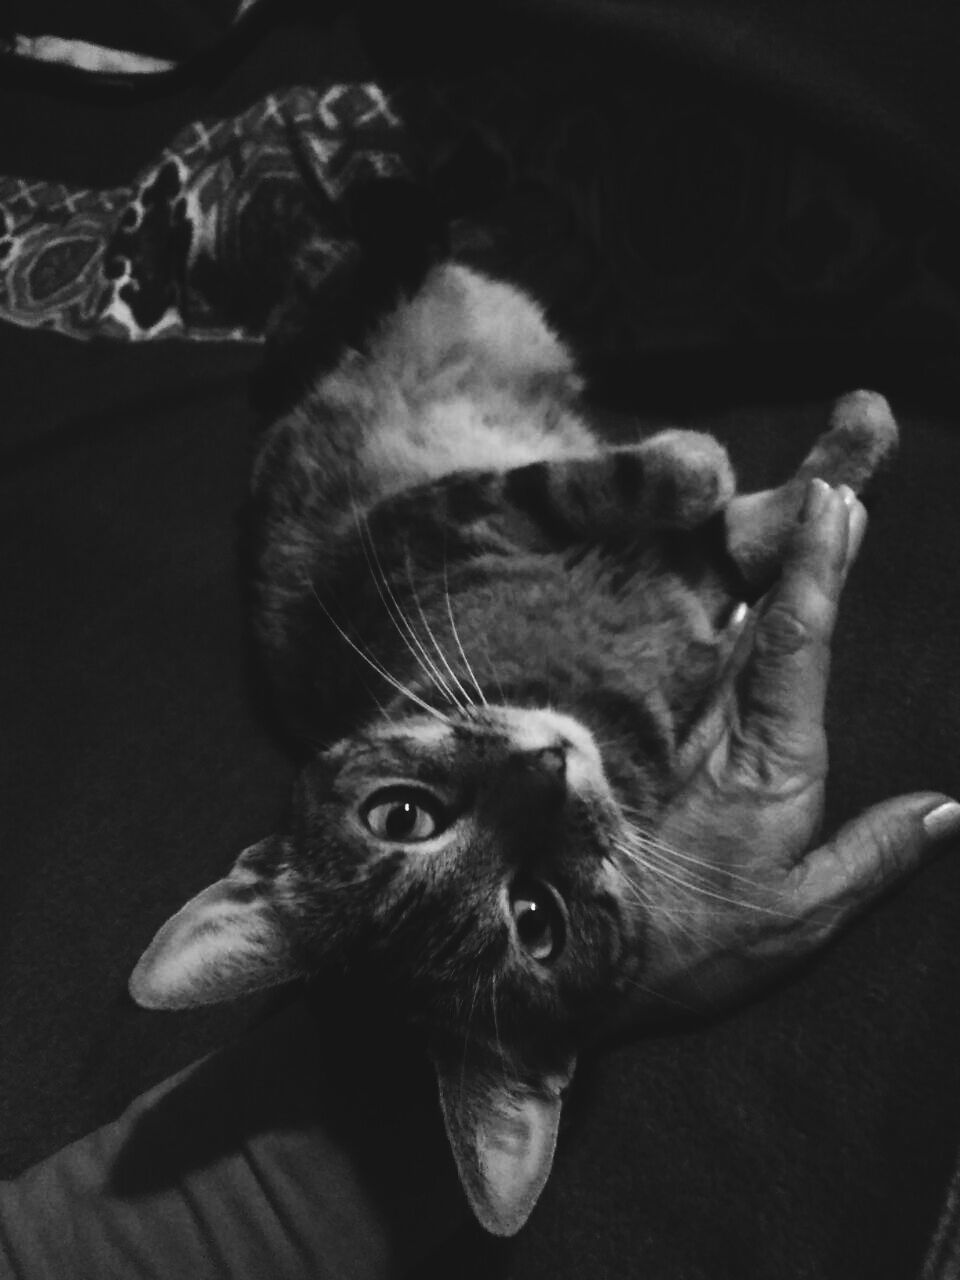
[0,83,404,340]
[4,2,960,400]
[2,3,960,1278]
[408,49,960,411]
[0,1002,466,1280]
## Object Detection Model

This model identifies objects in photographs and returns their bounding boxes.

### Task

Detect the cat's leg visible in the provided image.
[502,430,736,540]
[356,430,735,570]
[726,391,898,592]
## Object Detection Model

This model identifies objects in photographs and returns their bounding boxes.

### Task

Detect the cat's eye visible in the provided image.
[361,788,447,843]
[509,878,565,964]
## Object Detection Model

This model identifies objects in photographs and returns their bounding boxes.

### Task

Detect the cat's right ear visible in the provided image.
[434,1052,575,1236]
[129,836,299,1010]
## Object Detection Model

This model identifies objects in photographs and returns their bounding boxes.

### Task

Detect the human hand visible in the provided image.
[638,478,960,1011]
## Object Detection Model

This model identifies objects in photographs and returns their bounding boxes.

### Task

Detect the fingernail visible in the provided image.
[803,477,832,522]
[728,601,749,631]
[923,800,960,840]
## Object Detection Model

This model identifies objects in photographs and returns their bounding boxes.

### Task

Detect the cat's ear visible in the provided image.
[434,1053,576,1236]
[129,836,299,1010]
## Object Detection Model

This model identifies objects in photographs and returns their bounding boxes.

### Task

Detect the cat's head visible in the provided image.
[130,702,645,1234]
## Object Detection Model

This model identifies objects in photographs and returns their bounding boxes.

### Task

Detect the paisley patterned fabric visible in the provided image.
[0,82,406,341]
[2,37,957,415]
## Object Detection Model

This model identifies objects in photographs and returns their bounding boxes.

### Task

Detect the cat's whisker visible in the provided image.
[613,835,796,919]
[618,871,732,977]
[652,844,761,887]
[616,878,660,916]
[618,974,700,1015]
[466,625,508,711]
[639,850,777,908]
[350,504,440,700]
[614,835,733,908]
[401,547,478,717]
[489,971,509,1079]
[610,864,706,951]
[369,691,400,730]
[460,973,484,1102]
[625,835,763,893]
[614,835,728,904]
[354,506,468,714]
[615,875,706,952]
[620,813,767,889]
[305,576,453,726]
[621,821,739,869]
[442,546,488,709]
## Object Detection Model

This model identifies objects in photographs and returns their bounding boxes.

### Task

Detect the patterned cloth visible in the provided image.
[2,33,959,382]
[0,82,406,342]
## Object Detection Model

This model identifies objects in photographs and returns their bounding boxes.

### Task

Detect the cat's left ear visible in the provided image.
[434,1052,576,1236]
[129,836,299,1010]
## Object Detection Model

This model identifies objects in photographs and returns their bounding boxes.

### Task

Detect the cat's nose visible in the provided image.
[530,744,567,782]
[501,744,567,823]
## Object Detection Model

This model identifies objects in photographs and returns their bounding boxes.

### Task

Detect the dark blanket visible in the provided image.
[2,4,959,1278]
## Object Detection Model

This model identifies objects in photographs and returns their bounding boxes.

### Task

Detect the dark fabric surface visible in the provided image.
[2,3,960,1279]
[0,1001,466,1279]
[389,16,960,415]
[0,334,281,1171]
[0,83,406,340]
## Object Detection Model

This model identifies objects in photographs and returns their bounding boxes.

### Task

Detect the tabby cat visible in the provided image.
[129,260,897,1234]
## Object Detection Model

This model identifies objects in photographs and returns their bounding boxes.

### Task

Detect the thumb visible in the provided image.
[788,794,960,935]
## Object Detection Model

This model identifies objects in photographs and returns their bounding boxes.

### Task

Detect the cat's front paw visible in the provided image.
[628,429,736,528]
[508,432,735,543]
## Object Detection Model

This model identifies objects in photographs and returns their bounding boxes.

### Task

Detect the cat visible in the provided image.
[129,258,898,1235]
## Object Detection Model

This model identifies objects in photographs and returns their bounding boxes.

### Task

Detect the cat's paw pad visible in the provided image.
[633,430,736,527]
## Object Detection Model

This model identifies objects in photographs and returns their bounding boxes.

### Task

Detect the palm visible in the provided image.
[630,484,955,1012]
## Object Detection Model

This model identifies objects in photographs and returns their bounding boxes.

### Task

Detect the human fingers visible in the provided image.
[670,601,756,782]
[784,793,960,943]
[734,479,851,767]
[675,485,866,785]
[656,793,960,1011]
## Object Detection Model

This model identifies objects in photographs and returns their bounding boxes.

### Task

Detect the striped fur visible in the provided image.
[133,261,898,1235]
